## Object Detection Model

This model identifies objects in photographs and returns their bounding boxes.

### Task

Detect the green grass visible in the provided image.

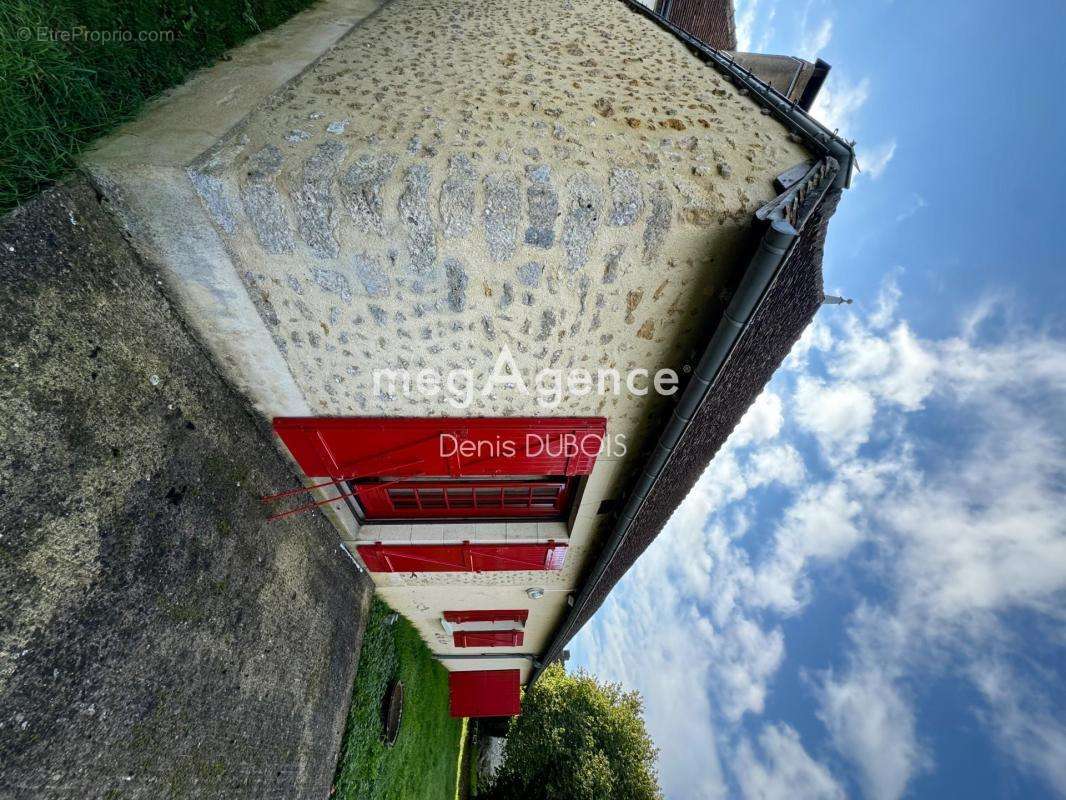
[0,0,317,214]
[333,599,464,800]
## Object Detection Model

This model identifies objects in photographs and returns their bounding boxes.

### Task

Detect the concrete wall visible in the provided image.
[83,0,813,674]
[0,183,372,799]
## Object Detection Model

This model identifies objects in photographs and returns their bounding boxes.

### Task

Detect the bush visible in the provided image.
[486,663,662,800]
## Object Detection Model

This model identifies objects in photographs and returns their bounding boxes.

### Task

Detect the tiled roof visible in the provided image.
[565,189,841,640]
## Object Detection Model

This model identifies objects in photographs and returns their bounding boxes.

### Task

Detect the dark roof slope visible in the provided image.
[564,189,840,639]
[661,0,737,50]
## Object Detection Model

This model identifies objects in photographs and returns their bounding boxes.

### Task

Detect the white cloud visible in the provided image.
[810,74,869,137]
[735,724,845,800]
[867,275,902,329]
[793,376,876,458]
[582,591,729,799]
[751,481,863,613]
[574,276,1066,799]
[860,139,897,180]
[734,0,761,52]
[731,389,785,447]
[808,72,897,181]
[817,665,927,800]
[799,18,833,60]
[895,193,928,223]
[972,661,1066,797]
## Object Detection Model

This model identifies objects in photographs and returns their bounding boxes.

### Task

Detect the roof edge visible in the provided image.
[530,159,842,683]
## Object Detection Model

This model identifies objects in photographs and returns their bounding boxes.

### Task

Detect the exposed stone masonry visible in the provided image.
[183,0,808,446]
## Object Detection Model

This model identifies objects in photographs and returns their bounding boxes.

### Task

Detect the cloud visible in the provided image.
[799,17,833,60]
[582,590,729,799]
[752,481,863,613]
[808,73,897,181]
[867,274,902,329]
[573,276,1066,799]
[971,660,1066,797]
[734,0,762,52]
[895,193,928,223]
[731,388,785,447]
[817,664,927,800]
[735,724,845,800]
[810,74,869,136]
[793,377,876,458]
[860,139,897,180]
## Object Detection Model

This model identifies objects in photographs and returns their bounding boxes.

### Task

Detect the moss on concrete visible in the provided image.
[0,181,373,799]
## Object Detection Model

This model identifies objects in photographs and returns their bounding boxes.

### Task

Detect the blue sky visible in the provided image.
[572,1,1066,798]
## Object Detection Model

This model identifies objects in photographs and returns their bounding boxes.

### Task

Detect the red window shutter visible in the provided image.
[356,542,567,573]
[443,610,529,625]
[453,630,525,648]
[273,417,607,480]
[467,542,566,571]
[449,670,521,718]
[354,479,573,521]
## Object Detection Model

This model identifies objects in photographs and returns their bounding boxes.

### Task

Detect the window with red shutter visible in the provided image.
[453,630,525,648]
[272,417,605,525]
[443,610,529,625]
[351,478,574,521]
[356,542,567,573]
[443,609,528,648]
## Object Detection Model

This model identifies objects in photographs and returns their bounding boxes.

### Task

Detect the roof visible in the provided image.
[660,0,738,50]
[532,0,854,678]
[564,187,840,641]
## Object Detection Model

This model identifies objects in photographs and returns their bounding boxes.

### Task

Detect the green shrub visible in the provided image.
[486,663,662,800]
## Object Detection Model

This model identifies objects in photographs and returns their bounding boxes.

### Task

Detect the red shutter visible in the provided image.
[354,479,573,520]
[449,670,522,717]
[443,610,529,624]
[356,542,566,573]
[453,630,525,648]
[272,417,606,480]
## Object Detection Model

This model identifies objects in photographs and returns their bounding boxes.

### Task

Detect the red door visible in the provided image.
[449,669,521,717]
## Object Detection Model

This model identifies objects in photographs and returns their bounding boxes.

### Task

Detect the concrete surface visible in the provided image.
[0,181,373,799]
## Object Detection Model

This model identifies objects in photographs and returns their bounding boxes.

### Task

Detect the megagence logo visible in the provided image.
[373,345,680,409]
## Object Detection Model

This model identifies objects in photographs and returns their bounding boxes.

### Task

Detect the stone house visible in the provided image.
[86,0,853,717]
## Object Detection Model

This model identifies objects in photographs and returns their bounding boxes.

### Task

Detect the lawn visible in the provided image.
[333,598,464,800]
[0,0,316,214]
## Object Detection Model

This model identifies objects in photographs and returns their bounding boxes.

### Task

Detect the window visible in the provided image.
[442,609,528,648]
[351,478,574,521]
[356,541,567,573]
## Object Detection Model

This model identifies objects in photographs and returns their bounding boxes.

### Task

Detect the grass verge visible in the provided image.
[333,598,463,800]
[0,0,316,214]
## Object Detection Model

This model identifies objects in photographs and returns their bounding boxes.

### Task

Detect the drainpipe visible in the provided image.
[617,0,856,189]
[530,216,800,684]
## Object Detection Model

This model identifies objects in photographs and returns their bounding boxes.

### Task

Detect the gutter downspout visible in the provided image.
[530,158,839,685]
[616,0,856,189]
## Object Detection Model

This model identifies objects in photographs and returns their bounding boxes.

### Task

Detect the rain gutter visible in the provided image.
[530,156,840,684]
